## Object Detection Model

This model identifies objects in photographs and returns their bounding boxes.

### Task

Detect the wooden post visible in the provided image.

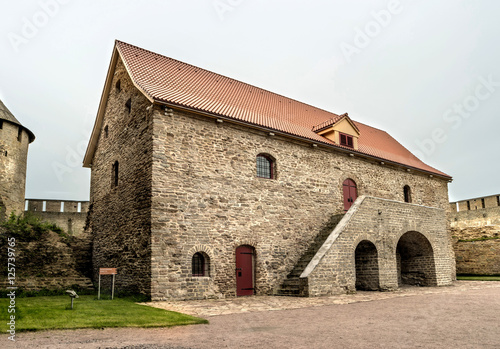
[98,268,117,300]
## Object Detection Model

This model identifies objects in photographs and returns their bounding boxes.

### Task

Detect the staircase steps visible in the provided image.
[277,214,344,296]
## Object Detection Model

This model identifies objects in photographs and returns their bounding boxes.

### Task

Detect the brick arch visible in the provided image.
[232,239,259,251]
[337,173,363,195]
[396,231,437,286]
[187,245,215,277]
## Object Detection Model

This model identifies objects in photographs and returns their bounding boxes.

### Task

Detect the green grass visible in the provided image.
[457,236,500,242]
[0,295,207,332]
[457,275,500,281]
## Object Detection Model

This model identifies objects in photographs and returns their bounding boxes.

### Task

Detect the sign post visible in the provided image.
[98,268,117,300]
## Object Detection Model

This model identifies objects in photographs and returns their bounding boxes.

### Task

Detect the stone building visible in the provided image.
[450,194,500,275]
[0,99,35,220]
[84,41,455,300]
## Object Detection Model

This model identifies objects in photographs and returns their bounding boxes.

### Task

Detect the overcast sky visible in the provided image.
[1,0,499,203]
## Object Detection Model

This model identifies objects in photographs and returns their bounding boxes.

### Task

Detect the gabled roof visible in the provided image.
[84,41,451,179]
[0,99,35,142]
[312,113,360,135]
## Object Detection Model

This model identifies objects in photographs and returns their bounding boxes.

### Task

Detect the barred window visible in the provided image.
[192,252,209,277]
[256,154,275,179]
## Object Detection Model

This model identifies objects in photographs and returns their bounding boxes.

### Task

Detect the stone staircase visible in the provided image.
[277,214,344,296]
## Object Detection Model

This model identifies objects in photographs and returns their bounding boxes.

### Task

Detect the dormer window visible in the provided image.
[312,113,360,150]
[340,133,353,148]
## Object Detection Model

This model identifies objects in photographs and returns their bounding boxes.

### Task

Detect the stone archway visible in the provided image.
[355,240,379,291]
[396,231,437,286]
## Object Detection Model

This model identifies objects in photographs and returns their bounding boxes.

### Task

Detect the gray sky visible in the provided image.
[1,0,499,203]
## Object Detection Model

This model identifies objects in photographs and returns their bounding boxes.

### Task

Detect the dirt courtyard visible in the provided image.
[5,281,500,349]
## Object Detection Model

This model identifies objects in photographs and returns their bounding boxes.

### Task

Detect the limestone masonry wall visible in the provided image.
[450,194,500,275]
[0,121,30,218]
[148,103,452,300]
[88,57,153,294]
[302,196,453,296]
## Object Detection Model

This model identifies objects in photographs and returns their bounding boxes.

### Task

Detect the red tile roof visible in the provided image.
[94,41,450,178]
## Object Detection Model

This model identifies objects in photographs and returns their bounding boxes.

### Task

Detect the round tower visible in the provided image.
[0,99,35,219]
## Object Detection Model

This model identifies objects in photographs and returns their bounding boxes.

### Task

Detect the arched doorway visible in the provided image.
[355,240,379,291]
[236,245,255,296]
[396,231,437,286]
[343,178,358,211]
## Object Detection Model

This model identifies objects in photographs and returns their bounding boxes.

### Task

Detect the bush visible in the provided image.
[0,212,67,242]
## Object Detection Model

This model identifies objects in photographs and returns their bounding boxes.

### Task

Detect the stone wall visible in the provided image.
[454,239,500,275]
[0,121,30,218]
[88,56,153,294]
[148,101,452,300]
[450,195,500,275]
[25,199,89,237]
[300,196,453,296]
[0,226,93,290]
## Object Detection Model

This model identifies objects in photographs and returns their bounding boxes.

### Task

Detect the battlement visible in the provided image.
[25,199,89,213]
[450,194,500,212]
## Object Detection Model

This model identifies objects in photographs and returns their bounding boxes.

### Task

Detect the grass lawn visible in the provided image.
[457,275,500,281]
[0,295,207,332]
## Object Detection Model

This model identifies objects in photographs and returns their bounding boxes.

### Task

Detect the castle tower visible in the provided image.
[0,99,35,219]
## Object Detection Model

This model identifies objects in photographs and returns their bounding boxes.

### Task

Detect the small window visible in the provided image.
[112,161,119,187]
[104,125,109,138]
[403,185,412,203]
[497,196,500,207]
[467,201,470,210]
[125,98,132,114]
[339,133,354,148]
[192,252,210,277]
[481,198,485,209]
[17,127,22,142]
[115,79,121,92]
[256,154,275,179]
[0,120,3,129]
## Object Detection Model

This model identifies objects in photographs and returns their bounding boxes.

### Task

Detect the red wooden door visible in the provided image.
[236,245,254,296]
[343,178,357,211]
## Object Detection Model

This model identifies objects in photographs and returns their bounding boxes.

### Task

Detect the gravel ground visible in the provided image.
[4,282,500,349]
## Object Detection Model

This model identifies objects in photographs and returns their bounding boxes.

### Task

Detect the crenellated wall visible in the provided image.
[25,199,89,237]
[450,194,500,275]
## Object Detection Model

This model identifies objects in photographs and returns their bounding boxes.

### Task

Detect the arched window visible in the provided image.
[256,154,275,179]
[192,252,210,277]
[112,161,119,187]
[115,79,121,92]
[403,185,411,203]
